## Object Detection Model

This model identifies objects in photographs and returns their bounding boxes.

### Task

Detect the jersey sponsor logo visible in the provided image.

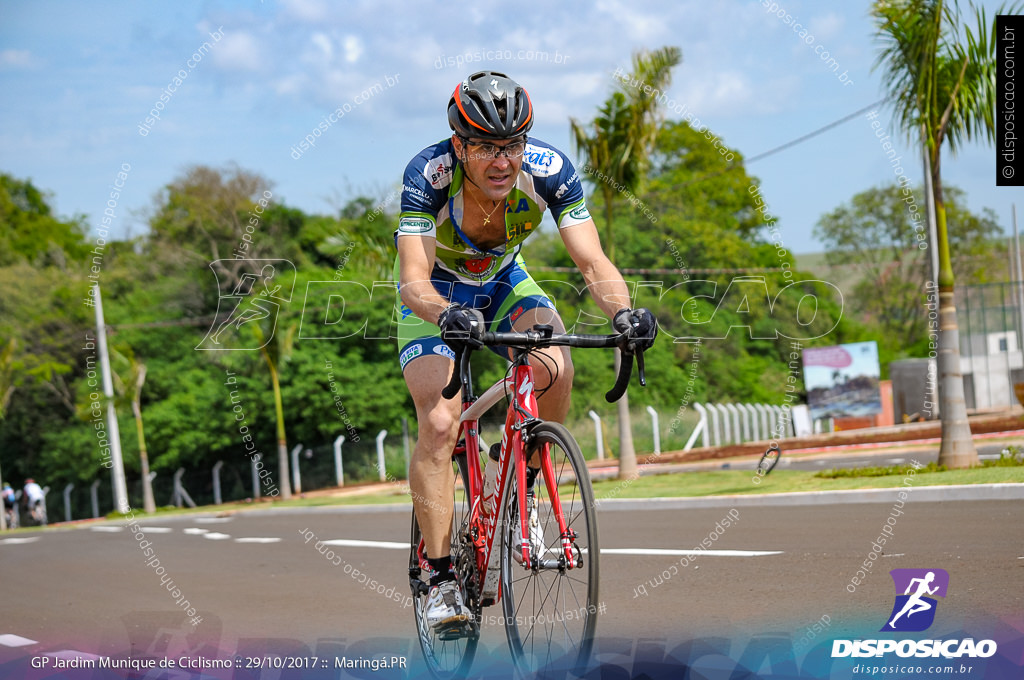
[555,171,580,200]
[506,221,533,240]
[402,184,432,201]
[399,343,423,367]
[522,145,563,177]
[568,204,591,221]
[433,344,456,360]
[461,256,494,276]
[398,217,433,234]
[505,197,531,214]
[510,305,525,323]
[423,153,454,189]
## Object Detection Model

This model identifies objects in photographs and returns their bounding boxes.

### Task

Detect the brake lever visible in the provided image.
[636,349,646,387]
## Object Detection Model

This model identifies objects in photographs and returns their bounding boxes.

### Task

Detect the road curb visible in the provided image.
[595,483,1024,510]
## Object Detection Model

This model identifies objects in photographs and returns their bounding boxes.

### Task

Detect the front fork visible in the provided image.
[517,424,579,571]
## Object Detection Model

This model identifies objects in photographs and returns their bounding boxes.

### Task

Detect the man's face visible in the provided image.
[454,135,527,202]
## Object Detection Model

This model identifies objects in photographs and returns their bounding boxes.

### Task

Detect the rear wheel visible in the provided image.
[409,450,479,679]
[501,422,599,678]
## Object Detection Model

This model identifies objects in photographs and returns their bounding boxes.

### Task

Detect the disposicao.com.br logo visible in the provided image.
[832,568,997,660]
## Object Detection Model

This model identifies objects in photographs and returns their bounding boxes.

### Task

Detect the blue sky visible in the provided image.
[0,0,1017,255]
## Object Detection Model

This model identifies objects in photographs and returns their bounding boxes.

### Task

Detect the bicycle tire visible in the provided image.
[500,421,599,679]
[409,450,480,679]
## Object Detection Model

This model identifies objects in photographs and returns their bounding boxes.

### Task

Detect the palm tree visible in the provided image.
[571,46,682,479]
[873,0,1017,467]
[252,321,297,499]
[110,345,156,513]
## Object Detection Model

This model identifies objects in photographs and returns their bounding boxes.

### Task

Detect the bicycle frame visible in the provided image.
[423,351,579,608]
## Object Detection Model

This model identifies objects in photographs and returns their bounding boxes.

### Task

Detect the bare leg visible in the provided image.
[405,355,462,561]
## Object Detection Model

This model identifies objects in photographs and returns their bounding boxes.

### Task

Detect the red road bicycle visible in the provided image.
[408,324,647,679]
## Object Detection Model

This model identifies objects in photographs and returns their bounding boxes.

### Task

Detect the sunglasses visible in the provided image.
[458,135,528,160]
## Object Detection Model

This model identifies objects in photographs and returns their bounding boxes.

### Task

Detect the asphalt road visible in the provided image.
[2,496,1022,677]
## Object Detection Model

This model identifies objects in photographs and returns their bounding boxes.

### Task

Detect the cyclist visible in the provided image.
[395,70,657,634]
[22,478,45,524]
[2,482,16,527]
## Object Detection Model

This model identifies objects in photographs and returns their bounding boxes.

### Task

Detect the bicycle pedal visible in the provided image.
[436,620,476,641]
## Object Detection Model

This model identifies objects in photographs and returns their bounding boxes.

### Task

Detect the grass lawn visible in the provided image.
[589,465,1024,501]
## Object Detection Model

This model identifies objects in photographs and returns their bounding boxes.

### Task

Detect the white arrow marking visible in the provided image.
[0,634,38,647]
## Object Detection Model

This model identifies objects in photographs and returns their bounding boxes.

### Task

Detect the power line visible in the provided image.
[650,98,890,192]
[745,98,889,165]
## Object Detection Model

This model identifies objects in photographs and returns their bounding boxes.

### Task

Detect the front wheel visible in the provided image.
[501,422,599,678]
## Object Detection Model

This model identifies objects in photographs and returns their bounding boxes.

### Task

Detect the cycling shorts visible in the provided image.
[394,254,556,371]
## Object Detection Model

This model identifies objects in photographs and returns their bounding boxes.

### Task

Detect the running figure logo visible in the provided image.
[881,568,950,632]
[196,259,295,350]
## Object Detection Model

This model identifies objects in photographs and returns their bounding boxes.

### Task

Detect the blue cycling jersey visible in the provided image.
[397,137,591,284]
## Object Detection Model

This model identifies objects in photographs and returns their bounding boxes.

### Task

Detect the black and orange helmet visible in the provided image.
[447,71,533,140]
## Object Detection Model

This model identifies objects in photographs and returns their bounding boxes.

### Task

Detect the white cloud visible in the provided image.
[0,49,34,68]
[809,12,845,42]
[211,31,264,72]
[342,35,362,64]
[310,32,333,60]
[280,0,329,23]
[593,0,666,42]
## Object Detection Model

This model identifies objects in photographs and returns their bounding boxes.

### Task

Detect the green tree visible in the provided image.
[570,46,682,480]
[872,0,1018,466]
[0,174,90,267]
[814,184,1002,352]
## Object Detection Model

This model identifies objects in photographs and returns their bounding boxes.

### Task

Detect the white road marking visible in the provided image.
[183,528,209,535]
[0,634,37,647]
[202,532,232,540]
[316,538,782,558]
[195,517,233,523]
[320,539,411,550]
[599,548,783,557]
[235,537,282,544]
[0,537,40,545]
[46,650,104,662]
[90,526,124,532]
[138,527,173,533]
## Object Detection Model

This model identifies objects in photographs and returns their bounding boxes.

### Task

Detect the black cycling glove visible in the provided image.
[438,303,485,350]
[613,307,658,352]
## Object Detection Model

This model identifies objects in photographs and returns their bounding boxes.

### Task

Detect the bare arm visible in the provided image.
[559,218,632,318]
[397,235,449,325]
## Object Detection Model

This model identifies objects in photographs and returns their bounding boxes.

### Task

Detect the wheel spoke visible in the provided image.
[502,423,598,676]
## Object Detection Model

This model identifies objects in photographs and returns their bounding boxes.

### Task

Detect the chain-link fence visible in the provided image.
[956,281,1024,410]
[39,426,415,523]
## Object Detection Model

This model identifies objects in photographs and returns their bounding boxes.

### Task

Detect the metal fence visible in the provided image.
[956,281,1024,410]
